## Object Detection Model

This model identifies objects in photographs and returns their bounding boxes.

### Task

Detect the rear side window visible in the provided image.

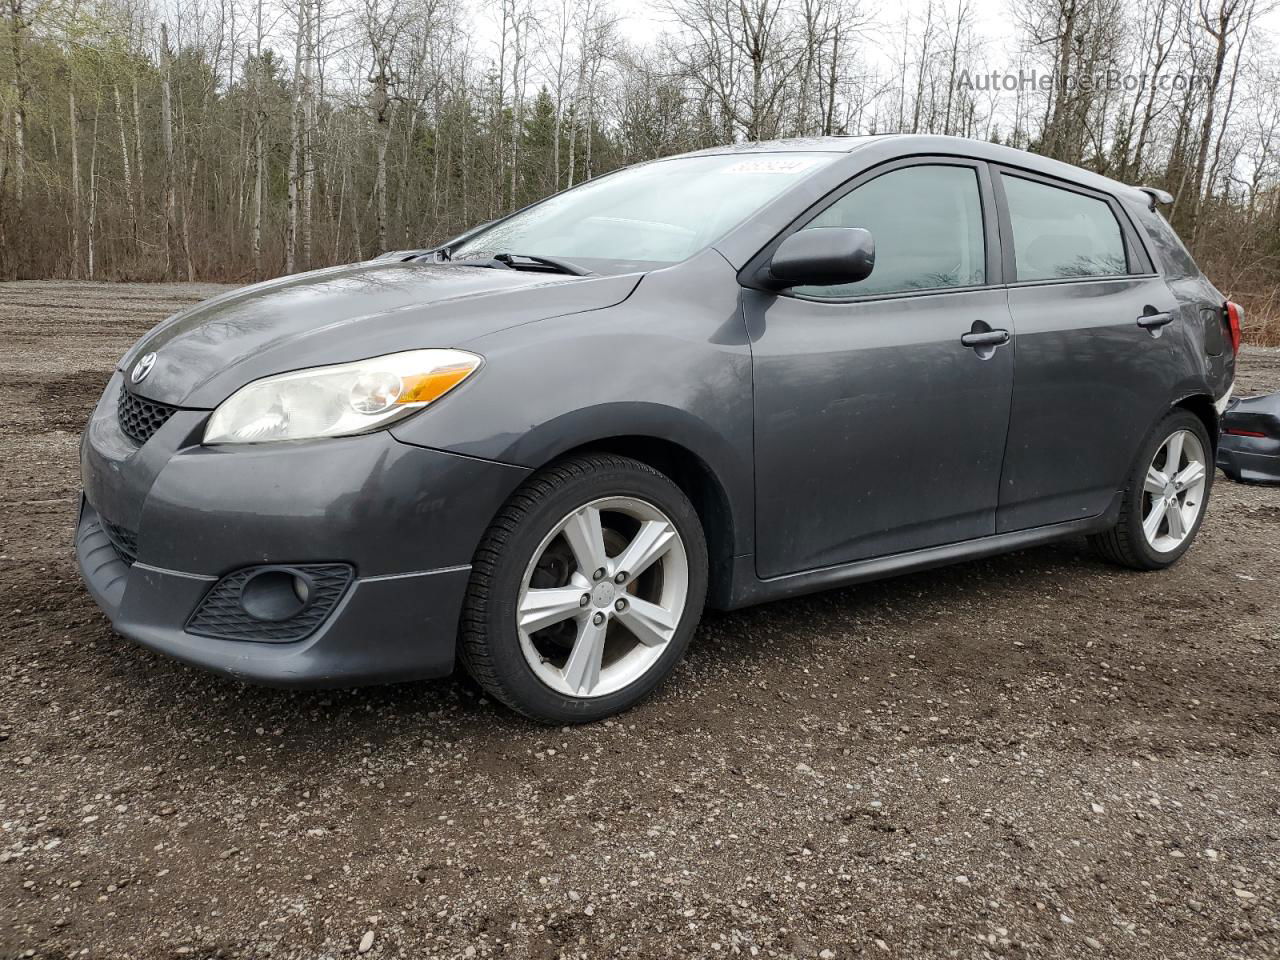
[1002,175,1127,281]
[792,164,986,299]
[1130,203,1199,278]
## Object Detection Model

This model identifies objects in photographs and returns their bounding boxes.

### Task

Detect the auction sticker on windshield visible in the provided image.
[724,157,825,175]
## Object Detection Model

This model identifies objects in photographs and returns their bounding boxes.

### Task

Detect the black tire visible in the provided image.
[459,453,708,723]
[1089,409,1214,570]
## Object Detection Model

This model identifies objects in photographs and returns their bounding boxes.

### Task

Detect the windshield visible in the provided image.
[450,153,837,274]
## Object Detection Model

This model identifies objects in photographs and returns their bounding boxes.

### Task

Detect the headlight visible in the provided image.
[203,349,482,444]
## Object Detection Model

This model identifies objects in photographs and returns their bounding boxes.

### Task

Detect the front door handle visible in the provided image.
[1137,308,1174,329]
[960,329,1011,348]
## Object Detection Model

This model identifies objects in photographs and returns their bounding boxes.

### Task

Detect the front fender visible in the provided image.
[390,250,756,556]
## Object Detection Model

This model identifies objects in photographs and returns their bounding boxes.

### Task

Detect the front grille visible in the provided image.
[100,519,138,565]
[186,564,354,643]
[117,387,178,445]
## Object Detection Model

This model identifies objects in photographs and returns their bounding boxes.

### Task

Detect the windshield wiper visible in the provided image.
[486,252,594,276]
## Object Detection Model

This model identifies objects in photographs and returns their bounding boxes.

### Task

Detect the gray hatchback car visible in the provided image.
[77,135,1239,722]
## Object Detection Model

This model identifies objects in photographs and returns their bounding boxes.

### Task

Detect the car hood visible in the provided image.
[121,260,641,408]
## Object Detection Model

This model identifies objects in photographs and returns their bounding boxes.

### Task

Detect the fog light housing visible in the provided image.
[186,562,354,643]
[239,567,315,622]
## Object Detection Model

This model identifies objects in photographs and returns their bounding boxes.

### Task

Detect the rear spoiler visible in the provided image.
[1136,186,1174,209]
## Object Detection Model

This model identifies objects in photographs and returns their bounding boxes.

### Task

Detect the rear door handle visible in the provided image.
[960,329,1011,348]
[1137,310,1174,329]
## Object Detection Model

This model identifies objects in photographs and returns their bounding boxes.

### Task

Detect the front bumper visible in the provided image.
[75,373,529,686]
[76,497,475,685]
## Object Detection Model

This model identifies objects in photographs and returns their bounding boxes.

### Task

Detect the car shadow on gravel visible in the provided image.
[64,527,1278,776]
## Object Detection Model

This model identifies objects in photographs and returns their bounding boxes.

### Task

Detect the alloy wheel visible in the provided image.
[1141,428,1208,553]
[516,497,690,698]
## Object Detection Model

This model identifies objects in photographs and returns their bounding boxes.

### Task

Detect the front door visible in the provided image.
[748,160,1015,579]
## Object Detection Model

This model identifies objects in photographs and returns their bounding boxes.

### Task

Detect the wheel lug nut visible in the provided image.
[615,598,627,612]
[593,568,606,581]
[580,594,590,607]
[614,571,627,584]
[592,612,605,626]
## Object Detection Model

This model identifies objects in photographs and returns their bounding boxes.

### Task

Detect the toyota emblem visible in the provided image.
[131,352,157,384]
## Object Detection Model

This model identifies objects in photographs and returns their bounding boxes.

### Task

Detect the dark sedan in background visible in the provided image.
[77,134,1238,722]
[1218,387,1280,484]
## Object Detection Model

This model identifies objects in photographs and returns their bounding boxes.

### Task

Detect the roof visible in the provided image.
[677,136,886,156]
[676,133,1150,206]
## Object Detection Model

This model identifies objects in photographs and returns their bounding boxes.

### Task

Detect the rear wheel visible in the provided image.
[1089,410,1213,570]
[460,454,708,723]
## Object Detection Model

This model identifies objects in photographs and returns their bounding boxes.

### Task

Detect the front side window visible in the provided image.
[791,164,986,299]
[1002,175,1128,281]
[450,153,838,274]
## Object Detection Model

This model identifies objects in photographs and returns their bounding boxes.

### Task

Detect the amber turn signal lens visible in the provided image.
[400,363,479,405]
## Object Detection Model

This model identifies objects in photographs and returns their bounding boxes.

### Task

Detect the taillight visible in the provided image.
[1225,301,1243,354]
[1224,427,1266,438]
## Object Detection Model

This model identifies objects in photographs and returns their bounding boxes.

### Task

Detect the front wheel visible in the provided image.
[1089,409,1213,570]
[459,454,708,723]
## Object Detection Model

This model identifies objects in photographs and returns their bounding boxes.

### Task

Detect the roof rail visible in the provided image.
[1137,186,1174,209]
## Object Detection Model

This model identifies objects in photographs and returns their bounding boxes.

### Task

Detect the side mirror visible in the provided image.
[759,227,875,290]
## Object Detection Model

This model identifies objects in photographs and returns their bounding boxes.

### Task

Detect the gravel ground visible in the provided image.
[1,280,1279,960]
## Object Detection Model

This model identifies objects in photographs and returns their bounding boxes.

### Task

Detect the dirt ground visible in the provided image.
[1,280,1278,960]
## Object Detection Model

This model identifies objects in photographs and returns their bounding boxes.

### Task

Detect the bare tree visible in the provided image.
[6,0,29,203]
[160,21,178,275]
[360,0,408,251]
[1188,0,1258,236]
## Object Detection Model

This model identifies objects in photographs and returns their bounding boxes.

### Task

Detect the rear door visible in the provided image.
[748,158,1015,578]
[993,168,1184,532]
